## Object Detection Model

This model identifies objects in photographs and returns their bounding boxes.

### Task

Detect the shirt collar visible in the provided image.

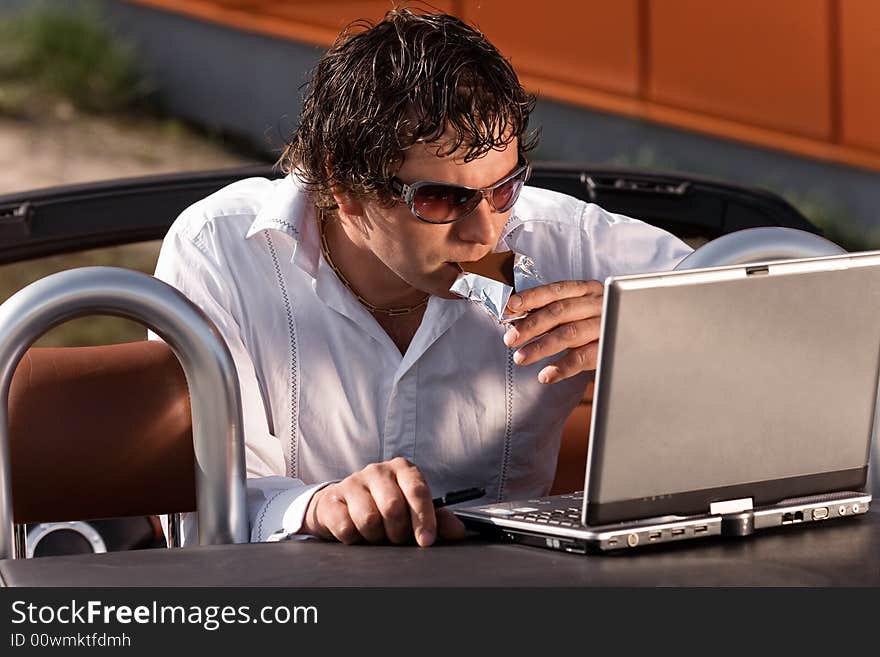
[499,209,526,251]
[246,173,322,278]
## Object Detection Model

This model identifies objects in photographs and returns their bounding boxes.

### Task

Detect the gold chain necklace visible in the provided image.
[317,208,429,316]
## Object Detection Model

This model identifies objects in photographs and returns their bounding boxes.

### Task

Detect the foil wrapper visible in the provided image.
[449,253,544,323]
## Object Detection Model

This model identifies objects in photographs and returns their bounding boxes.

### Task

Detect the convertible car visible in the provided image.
[0,162,839,561]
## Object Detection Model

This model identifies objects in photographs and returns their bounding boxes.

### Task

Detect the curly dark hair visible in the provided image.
[278,8,538,209]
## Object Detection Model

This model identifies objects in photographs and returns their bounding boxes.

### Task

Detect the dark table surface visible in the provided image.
[3,511,879,587]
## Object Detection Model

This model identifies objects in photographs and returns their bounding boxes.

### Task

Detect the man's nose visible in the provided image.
[456,197,499,246]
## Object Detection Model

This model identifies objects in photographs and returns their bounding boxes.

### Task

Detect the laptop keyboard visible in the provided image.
[512,506,584,528]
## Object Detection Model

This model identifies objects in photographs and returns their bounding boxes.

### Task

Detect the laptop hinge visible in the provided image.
[710,497,754,515]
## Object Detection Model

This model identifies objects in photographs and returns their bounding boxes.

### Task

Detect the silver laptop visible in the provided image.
[455,251,879,553]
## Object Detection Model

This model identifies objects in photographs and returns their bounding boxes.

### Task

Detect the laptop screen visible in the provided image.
[585,253,880,525]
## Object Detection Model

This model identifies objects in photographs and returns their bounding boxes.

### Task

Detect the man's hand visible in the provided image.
[301,457,467,547]
[503,279,604,384]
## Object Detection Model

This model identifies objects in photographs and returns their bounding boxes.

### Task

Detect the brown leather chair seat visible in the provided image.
[550,379,594,494]
[8,341,195,525]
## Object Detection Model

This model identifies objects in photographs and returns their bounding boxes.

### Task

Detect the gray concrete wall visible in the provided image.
[531,101,880,240]
[3,0,879,242]
[96,1,322,156]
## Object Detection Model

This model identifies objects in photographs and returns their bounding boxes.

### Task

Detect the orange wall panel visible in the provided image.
[464,0,641,97]
[266,1,454,33]
[127,0,880,171]
[648,0,832,140]
[840,0,880,152]
[131,1,454,45]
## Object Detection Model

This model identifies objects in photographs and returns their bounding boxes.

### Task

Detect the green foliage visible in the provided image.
[607,145,679,171]
[0,241,162,347]
[780,190,880,253]
[0,3,151,115]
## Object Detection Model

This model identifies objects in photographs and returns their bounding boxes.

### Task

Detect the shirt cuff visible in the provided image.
[251,481,335,543]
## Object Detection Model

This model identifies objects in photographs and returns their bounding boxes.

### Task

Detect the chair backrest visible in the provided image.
[0,266,248,559]
[8,341,195,524]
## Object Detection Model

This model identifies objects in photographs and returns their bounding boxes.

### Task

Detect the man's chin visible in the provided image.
[428,262,466,299]
[404,262,469,300]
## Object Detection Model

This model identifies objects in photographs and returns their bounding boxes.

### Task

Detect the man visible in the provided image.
[153,9,692,546]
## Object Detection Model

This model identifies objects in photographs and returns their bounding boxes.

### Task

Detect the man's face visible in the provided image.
[357,140,521,299]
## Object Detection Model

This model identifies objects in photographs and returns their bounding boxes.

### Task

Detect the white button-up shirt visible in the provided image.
[152,174,692,543]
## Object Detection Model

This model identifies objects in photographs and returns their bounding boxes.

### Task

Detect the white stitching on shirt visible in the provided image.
[266,218,300,235]
[265,231,300,478]
[575,201,586,281]
[255,487,290,541]
[497,348,515,501]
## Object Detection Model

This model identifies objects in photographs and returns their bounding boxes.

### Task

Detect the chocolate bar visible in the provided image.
[458,251,515,287]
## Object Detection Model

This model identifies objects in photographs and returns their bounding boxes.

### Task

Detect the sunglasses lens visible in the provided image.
[491,177,525,213]
[412,184,481,223]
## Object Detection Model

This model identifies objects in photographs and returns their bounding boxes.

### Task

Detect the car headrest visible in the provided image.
[674,227,845,270]
[8,340,196,524]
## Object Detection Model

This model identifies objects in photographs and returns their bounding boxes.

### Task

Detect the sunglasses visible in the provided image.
[389,157,531,224]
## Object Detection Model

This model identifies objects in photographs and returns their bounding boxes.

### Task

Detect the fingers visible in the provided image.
[504,293,602,350]
[537,341,601,384]
[502,280,603,384]
[395,461,438,547]
[313,486,365,545]
[436,509,467,541]
[509,316,601,369]
[311,458,440,547]
[343,485,386,544]
[367,462,415,545]
[506,279,603,315]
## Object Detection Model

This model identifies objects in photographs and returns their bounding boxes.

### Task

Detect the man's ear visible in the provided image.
[325,159,364,216]
[330,187,364,216]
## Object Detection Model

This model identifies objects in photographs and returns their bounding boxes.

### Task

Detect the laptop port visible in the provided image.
[607,538,618,547]
[671,528,686,537]
[694,525,708,534]
[648,531,662,542]
[794,511,803,522]
[813,507,829,520]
